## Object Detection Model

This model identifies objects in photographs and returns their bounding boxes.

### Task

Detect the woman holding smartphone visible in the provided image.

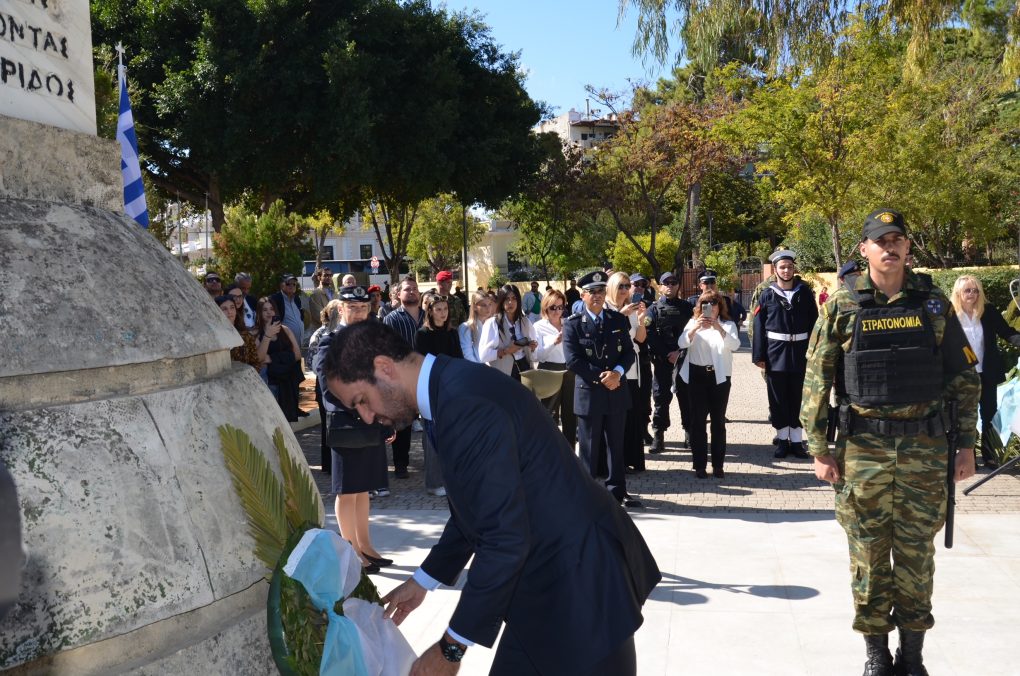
[677,289,741,479]
[479,284,538,380]
[605,272,648,472]
[256,297,303,421]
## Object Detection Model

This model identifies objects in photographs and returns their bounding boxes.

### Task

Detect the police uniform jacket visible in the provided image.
[563,307,635,417]
[800,270,981,457]
[751,281,818,372]
[645,297,693,360]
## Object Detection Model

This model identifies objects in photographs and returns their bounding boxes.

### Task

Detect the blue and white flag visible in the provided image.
[116,64,149,228]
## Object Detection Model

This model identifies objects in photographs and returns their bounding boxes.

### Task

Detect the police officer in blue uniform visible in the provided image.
[752,249,818,458]
[563,271,643,508]
[687,269,732,316]
[644,272,694,454]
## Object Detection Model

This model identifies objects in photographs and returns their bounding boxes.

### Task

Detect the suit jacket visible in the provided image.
[307,287,335,326]
[979,303,1020,384]
[422,356,660,673]
[562,307,635,416]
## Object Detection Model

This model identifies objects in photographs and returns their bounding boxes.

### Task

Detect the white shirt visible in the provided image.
[959,309,985,373]
[677,318,741,385]
[478,315,537,375]
[606,303,640,381]
[532,318,565,363]
[458,321,483,363]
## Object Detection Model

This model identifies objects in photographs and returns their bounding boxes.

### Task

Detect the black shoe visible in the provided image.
[774,440,790,459]
[365,554,394,567]
[790,441,810,459]
[394,468,409,479]
[621,494,644,509]
[695,468,708,479]
[894,629,929,676]
[680,433,690,450]
[643,431,654,446]
[650,430,665,455]
[712,467,725,479]
[297,410,311,418]
[362,562,381,574]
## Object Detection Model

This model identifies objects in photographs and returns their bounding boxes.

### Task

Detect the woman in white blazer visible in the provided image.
[677,289,741,479]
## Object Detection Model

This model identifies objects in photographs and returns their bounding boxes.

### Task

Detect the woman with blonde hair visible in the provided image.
[678,289,740,478]
[533,289,576,446]
[458,291,495,363]
[605,272,648,471]
[950,275,1020,469]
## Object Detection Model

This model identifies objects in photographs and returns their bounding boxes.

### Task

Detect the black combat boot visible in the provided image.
[894,629,929,676]
[650,430,665,455]
[862,634,895,676]
[773,439,791,459]
[790,441,810,459]
[643,429,654,446]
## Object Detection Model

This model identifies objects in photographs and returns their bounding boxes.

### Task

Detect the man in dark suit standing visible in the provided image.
[563,271,643,509]
[320,321,660,676]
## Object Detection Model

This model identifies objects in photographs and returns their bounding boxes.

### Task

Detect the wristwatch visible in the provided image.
[438,634,466,663]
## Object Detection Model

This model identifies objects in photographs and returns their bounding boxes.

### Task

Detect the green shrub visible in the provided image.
[922,266,1019,311]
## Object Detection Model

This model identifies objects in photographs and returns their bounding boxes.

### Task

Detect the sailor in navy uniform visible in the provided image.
[563,271,643,508]
[752,249,818,458]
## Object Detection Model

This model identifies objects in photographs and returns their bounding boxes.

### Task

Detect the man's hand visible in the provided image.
[599,370,622,390]
[755,361,765,369]
[954,448,976,483]
[667,350,680,365]
[814,455,841,483]
[410,643,460,675]
[381,579,426,626]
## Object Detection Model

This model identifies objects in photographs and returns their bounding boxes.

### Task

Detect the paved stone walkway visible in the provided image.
[296,339,1020,514]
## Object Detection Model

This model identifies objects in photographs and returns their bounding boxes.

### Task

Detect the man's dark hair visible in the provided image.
[321,321,414,385]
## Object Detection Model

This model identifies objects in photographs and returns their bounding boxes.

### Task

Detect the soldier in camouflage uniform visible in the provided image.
[800,209,979,676]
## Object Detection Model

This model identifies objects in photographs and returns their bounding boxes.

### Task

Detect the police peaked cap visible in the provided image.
[838,259,860,280]
[578,270,608,291]
[338,285,370,302]
[769,249,796,264]
[699,269,717,283]
[629,272,648,284]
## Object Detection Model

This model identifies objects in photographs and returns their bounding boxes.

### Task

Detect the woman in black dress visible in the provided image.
[414,292,463,496]
[255,297,303,421]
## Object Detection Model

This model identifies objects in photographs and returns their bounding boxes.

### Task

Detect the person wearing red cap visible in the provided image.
[435,270,467,326]
[366,284,382,317]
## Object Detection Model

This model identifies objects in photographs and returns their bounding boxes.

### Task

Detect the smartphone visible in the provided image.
[631,292,644,305]
[272,316,282,325]
[701,302,712,316]
[513,337,531,347]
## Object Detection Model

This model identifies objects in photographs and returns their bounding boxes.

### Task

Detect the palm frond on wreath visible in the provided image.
[273,428,324,531]
[219,424,288,569]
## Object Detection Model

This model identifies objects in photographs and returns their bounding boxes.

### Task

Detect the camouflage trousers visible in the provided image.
[833,431,948,634]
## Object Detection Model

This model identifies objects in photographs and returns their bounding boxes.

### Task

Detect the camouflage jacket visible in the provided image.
[801,270,980,456]
[746,275,776,343]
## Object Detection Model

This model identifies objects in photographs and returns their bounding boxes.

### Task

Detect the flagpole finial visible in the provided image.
[115,42,125,68]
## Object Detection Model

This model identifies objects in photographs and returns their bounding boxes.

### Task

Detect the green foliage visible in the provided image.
[218,425,289,569]
[609,231,679,277]
[781,218,852,273]
[214,201,313,298]
[702,242,743,291]
[407,194,486,275]
[922,265,1020,310]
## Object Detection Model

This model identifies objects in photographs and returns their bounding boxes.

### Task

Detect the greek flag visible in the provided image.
[116,64,149,228]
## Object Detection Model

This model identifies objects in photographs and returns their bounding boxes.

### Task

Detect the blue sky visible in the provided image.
[447,0,673,116]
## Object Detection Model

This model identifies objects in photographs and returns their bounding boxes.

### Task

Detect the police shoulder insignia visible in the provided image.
[925,298,943,314]
[879,212,896,224]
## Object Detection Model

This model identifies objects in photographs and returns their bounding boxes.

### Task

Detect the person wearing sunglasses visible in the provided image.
[606,272,648,473]
[950,274,1020,469]
[533,289,576,446]
[677,290,741,478]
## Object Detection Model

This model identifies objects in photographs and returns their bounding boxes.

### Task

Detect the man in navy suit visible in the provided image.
[563,271,643,509]
[320,321,660,676]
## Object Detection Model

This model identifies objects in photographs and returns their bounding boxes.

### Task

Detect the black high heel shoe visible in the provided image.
[364,554,393,567]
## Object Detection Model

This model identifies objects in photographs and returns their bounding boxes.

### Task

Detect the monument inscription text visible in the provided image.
[0,0,96,135]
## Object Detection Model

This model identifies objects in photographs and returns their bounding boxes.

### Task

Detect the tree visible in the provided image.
[621,0,1020,77]
[608,230,679,277]
[583,90,733,278]
[214,201,313,298]
[407,194,486,276]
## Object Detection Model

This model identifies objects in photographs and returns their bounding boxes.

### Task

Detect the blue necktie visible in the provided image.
[594,314,603,333]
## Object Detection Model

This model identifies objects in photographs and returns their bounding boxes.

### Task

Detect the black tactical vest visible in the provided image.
[843,290,943,406]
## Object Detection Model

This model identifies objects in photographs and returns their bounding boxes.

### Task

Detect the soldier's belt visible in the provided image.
[843,409,944,437]
[766,331,809,342]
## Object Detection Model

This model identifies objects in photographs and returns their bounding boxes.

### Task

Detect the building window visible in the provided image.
[360,244,373,259]
[580,133,589,140]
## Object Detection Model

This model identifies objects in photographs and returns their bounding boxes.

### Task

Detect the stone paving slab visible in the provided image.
[296,345,1020,514]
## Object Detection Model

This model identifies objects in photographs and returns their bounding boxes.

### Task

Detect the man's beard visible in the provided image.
[375,378,418,430]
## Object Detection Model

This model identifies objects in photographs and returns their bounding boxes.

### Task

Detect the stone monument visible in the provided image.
[0,1,298,672]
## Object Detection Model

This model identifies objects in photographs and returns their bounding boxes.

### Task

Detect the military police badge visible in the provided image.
[926,298,943,314]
